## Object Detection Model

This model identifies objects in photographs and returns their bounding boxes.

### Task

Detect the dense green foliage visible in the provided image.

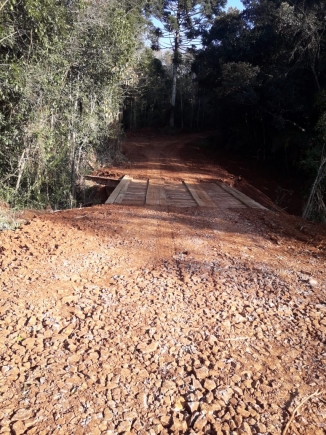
[0,0,145,208]
[195,0,326,220]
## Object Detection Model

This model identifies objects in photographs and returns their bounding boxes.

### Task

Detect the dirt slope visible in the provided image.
[0,133,326,435]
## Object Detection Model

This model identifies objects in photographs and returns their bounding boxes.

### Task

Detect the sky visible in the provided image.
[227,0,244,10]
[151,0,244,50]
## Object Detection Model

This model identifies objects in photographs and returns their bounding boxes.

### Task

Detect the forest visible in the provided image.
[0,0,326,222]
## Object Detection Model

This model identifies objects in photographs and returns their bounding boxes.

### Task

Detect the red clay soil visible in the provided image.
[1,133,326,435]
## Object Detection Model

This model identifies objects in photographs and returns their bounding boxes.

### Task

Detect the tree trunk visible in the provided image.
[180,88,184,130]
[170,19,180,129]
[170,57,178,128]
[190,100,194,130]
[15,149,27,191]
[311,64,321,91]
[197,98,200,130]
[303,155,326,220]
[133,98,137,129]
[202,99,205,130]
[70,131,77,206]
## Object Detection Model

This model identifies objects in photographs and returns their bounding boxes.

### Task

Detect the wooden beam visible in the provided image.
[183,181,215,207]
[105,175,132,204]
[216,182,267,210]
[84,175,120,187]
[146,180,167,206]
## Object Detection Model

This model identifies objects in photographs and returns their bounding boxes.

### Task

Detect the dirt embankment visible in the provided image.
[0,132,325,435]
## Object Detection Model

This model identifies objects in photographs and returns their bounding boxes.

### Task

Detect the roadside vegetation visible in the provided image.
[0,0,145,210]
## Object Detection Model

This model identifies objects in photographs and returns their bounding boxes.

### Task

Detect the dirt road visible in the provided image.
[0,133,325,435]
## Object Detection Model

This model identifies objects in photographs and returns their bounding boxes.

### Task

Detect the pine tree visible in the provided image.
[152,0,226,128]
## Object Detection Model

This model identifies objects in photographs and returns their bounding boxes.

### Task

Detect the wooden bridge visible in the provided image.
[105,176,267,210]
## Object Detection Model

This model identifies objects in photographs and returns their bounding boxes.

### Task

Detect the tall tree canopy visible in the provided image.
[151,0,226,127]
